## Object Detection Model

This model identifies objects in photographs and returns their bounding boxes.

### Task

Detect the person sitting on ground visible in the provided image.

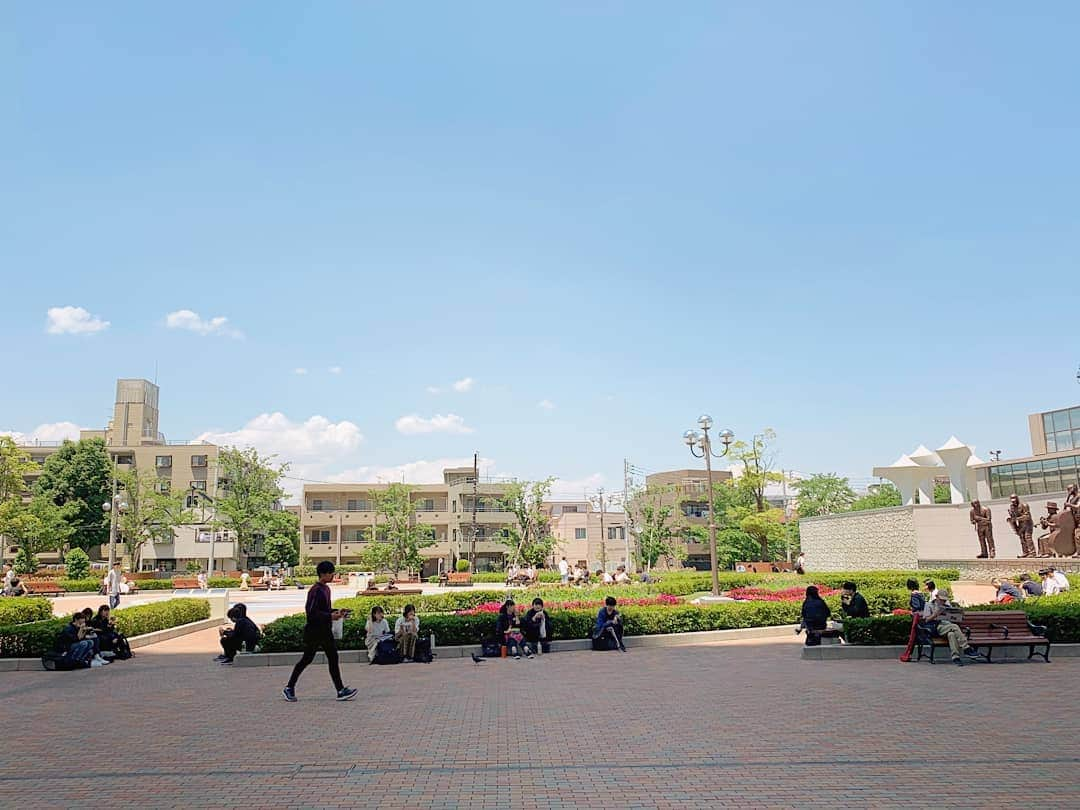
[923,589,980,666]
[592,596,626,652]
[56,612,99,668]
[496,599,533,659]
[384,578,398,591]
[991,577,1022,604]
[76,610,109,666]
[614,565,631,584]
[1040,568,1061,596]
[577,566,590,585]
[91,605,131,660]
[1019,573,1043,598]
[907,579,926,615]
[4,577,27,597]
[215,603,261,664]
[640,569,652,584]
[1049,567,1070,592]
[523,597,551,653]
[365,606,391,664]
[840,581,870,619]
[798,586,832,646]
[395,604,420,662]
[600,569,614,585]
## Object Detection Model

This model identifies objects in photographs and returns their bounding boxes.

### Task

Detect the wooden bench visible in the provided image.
[172,577,200,589]
[24,580,66,596]
[446,572,472,587]
[358,588,423,597]
[916,610,1050,663]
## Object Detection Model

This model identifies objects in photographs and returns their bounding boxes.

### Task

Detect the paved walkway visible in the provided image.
[2,630,1078,809]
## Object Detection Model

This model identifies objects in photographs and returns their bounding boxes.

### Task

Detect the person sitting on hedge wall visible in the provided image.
[92,605,132,660]
[798,586,831,646]
[216,603,261,665]
[592,596,626,652]
[523,597,551,653]
[840,582,870,620]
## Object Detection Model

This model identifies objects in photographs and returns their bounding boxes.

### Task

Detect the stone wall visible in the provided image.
[800,507,919,571]
[918,558,1080,580]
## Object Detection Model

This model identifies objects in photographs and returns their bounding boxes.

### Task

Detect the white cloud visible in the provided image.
[328,366,343,375]
[165,309,243,338]
[328,456,500,487]
[451,377,475,392]
[45,306,110,335]
[293,368,308,375]
[549,472,608,500]
[537,399,556,410]
[196,413,363,462]
[0,421,83,444]
[394,414,474,435]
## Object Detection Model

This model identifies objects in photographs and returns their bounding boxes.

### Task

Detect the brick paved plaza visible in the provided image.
[3,630,1079,809]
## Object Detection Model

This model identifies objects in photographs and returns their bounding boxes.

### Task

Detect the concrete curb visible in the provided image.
[234,624,797,667]
[0,616,225,672]
[801,642,1079,661]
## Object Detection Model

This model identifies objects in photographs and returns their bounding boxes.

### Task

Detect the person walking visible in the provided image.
[106,562,123,610]
[283,561,357,702]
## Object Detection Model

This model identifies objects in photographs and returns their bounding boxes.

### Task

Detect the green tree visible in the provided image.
[262,509,300,567]
[116,469,193,571]
[627,483,683,570]
[32,438,111,551]
[212,447,288,566]
[372,483,434,574]
[0,436,36,504]
[357,541,395,574]
[0,496,77,568]
[728,429,783,513]
[499,478,557,567]
[793,473,856,518]
[933,482,951,504]
[739,507,786,562]
[850,483,902,512]
[13,547,36,575]
[64,547,91,579]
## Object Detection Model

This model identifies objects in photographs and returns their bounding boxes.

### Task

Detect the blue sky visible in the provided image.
[3,3,1080,499]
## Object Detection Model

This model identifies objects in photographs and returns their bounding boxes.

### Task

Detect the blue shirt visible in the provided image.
[594,607,619,635]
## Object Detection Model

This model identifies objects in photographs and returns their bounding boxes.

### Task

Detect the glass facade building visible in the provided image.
[988,453,1080,499]
[1042,406,1080,453]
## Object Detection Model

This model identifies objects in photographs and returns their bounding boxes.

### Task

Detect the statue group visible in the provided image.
[982,483,1080,559]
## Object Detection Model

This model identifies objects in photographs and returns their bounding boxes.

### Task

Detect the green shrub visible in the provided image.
[185,561,203,574]
[456,559,471,573]
[0,598,210,658]
[58,578,104,593]
[132,580,174,590]
[470,571,561,583]
[0,598,53,626]
[63,548,90,580]
[13,548,38,575]
[650,569,960,595]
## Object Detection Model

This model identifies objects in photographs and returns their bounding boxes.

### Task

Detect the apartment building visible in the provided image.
[299,467,514,577]
[640,468,734,570]
[545,501,629,573]
[9,379,231,571]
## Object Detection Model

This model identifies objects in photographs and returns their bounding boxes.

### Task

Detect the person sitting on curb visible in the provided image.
[365,606,391,664]
[215,603,261,665]
[56,613,103,668]
[592,596,626,652]
[1018,573,1043,598]
[523,597,551,653]
[991,577,1022,603]
[798,586,831,646]
[91,605,131,660]
[496,600,533,659]
[395,604,420,662]
[923,590,980,666]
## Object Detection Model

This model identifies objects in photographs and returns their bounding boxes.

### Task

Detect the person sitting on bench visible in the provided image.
[923,590,980,666]
[798,586,831,645]
[216,603,261,664]
[592,596,626,652]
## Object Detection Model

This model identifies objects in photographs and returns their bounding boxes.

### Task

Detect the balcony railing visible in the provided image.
[462,503,510,512]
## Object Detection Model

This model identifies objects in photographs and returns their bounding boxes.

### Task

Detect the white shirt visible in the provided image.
[394,615,419,634]
[602,572,614,584]
[2,569,13,586]
[1053,572,1070,591]
[558,560,569,575]
[1043,577,1061,596]
[106,568,122,596]
[615,572,630,583]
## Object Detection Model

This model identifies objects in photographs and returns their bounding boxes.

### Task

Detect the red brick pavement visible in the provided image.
[2,631,1078,809]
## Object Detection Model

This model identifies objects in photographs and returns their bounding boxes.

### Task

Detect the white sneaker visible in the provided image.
[94,655,110,665]
[90,658,107,667]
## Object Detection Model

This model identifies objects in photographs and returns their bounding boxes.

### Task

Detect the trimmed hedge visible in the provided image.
[0,598,54,626]
[649,569,960,596]
[845,592,1080,645]
[0,598,211,658]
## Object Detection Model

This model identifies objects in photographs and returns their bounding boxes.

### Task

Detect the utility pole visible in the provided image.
[597,488,607,572]
[469,451,478,564]
[623,459,633,572]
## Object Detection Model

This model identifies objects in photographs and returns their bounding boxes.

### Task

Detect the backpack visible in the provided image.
[373,637,401,665]
[41,650,87,671]
[481,641,502,658]
[413,636,434,664]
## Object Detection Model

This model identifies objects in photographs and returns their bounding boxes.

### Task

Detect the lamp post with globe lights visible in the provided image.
[102,483,129,570]
[683,415,734,598]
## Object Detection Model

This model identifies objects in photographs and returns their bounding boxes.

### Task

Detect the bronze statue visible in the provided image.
[1038,501,1077,557]
[1065,483,1080,524]
[970,499,995,559]
[1007,494,1035,557]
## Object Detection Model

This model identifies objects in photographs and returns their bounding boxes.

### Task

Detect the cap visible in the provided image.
[1047,501,1059,509]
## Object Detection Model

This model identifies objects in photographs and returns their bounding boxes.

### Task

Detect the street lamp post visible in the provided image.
[102,486,128,569]
[683,415,734,598]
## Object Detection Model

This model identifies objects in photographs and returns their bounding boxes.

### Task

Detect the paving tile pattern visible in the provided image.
[2,629,1077,809]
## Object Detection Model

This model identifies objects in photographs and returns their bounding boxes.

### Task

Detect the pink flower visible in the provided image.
[726,585,840,602]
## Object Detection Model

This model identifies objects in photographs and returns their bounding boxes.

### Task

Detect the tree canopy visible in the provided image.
[212,447,288,566]
[793,473,856,518]
[0,437,36,504]
[33,438,111,550]
[499,478,557,567]
[373,483,434,575]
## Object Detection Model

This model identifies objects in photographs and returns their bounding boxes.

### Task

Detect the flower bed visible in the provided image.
[649,569,960,596]
[727,586,840,602]
[0,598,211,658]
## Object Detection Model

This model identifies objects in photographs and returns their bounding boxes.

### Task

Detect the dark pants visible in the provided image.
[68,640,94,665]
[287,628,344,692]
[220,633,244,661]
[109,594,120,610]
[593,622,624,650]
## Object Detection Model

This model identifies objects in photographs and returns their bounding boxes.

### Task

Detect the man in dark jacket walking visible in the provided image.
[283,561,357,702]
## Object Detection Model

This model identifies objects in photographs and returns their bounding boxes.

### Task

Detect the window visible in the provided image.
[608,526,625,540]
[563,505,580,513]
[191,455,208,468]
[155,455,172,468]
[350,529,369,543]
[989,453,1080,498]
[311,499,324,511]
[116,454,134,465]
[574,528,587,540]
[417,498,435,512]
[346,499,371,512]
[190,480,207,491]
[1041,407,1080,455]
[155,479,171,494]
[310,530,331,543]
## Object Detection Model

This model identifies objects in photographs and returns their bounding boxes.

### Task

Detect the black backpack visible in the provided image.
[41,650,87,671]
[373,637,401,665]
[413,636,434,663]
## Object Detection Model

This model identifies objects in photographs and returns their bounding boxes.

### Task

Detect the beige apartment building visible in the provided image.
[641,468,734,570]
[546,501,629,573]
[299,468,515,577]
[7,379,234,572]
